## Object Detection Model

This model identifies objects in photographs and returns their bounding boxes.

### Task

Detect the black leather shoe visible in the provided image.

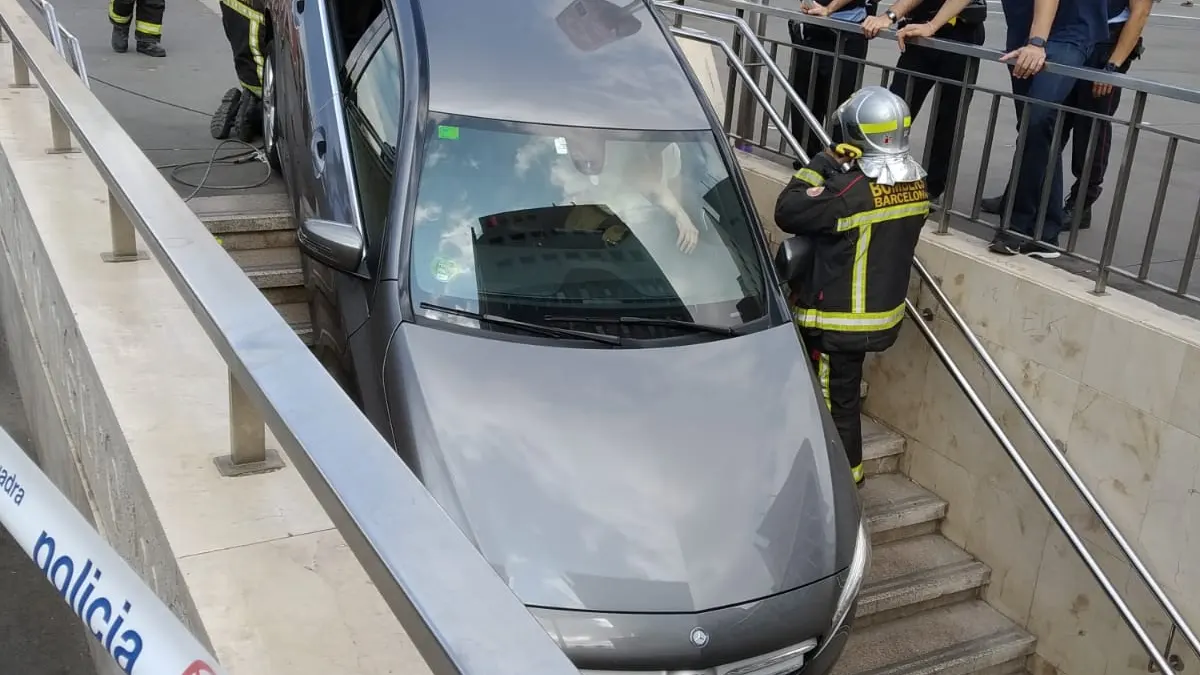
[136,40,166,57]
[111,25,129,53]
[980,194,1005,215]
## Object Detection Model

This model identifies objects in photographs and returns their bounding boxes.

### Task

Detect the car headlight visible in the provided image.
[828,519,871,636]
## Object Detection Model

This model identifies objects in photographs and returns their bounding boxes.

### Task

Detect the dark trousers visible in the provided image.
[109,0,165,40]
[788,24,869,159]
[1060,33,1136,210]
[220,0,270,97]
[1005,40,1090,244]
[811,349,866,477]
[888,22,984,200]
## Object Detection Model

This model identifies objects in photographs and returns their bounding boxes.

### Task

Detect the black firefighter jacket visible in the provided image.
[774,152,929,354]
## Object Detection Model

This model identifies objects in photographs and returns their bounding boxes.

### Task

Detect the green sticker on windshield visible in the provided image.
[437,125,460,140]
[431,257,460,283]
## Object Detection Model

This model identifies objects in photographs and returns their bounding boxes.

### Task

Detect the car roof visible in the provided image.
[407,0,714,131]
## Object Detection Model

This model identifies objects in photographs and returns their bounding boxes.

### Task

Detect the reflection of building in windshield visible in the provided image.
[469,205,692,328]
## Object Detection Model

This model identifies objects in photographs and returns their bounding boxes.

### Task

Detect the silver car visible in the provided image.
[261,0,869,671]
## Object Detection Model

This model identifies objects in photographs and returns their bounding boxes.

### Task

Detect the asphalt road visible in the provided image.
[0,323,96,674]
[674,0,1200,311]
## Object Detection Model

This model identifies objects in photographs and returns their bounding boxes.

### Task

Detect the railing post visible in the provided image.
[9,43,33,88]
[101,189,148,263]
[214,372,285,477]
[45,101,78,154]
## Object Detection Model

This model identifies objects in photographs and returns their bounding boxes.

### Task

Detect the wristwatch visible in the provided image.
[1103,61,1119,72]
[885,9,899,22]
[1026,36,1047,48]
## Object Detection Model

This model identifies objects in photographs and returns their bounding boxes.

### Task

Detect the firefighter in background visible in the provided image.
[211,0,270,143]
[109,0,166,57]
[774,86,929,486]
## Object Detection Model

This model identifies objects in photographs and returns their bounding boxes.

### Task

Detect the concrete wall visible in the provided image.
[737,153,1200,675]
[0,46,428,674]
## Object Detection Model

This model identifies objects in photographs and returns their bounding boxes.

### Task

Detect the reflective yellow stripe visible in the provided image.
[851,464,865,483]
[793,305,906,332]
[135,20,161,35]
[852,224,871,313]
[794,168,825,187]
[817,353,831,410]
[240,81,263,96]
[108,0,131,23]
[837,201,931,232]
[250,19,265,82]
[858,116,913,134]
[220,0,264,22]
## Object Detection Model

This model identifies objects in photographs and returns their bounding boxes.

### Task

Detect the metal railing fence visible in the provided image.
[657,4,1200,671]
[0,1,580,673]
[667,0,1200,315]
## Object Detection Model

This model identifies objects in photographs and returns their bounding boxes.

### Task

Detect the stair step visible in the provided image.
[190,193,294,234]
[833,601,1035,675]
[246,265,304,290]
[292,321,314,346]
[860,474,947,545]
[212,227,297,251]
[862,417,905,477]
[276,301,311,327]
[856,534,990,627]
[228,246,300,271]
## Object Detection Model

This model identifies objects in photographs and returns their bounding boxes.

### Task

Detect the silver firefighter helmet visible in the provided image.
[830,85,926,185]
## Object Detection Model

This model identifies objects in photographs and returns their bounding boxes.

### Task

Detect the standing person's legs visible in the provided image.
[133,0,166,57]
[1067,45,1128,228]
[924,24,984,202]
[215,0,268,141]
[109,0,135,53]
[990,41,1088,256]
[811,349,867,485]
[788,26,837,160]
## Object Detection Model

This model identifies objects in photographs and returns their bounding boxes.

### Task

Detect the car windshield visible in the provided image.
[409,113,769,339]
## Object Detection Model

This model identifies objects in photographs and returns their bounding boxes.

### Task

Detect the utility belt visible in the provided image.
[898,0,986,31]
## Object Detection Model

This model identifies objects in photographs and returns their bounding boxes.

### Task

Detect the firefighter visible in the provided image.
[109,0,166,57]
[210,0,270,143]
[775,86,929,486]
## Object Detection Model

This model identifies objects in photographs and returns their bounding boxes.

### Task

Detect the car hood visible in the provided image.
[390,322,860,614]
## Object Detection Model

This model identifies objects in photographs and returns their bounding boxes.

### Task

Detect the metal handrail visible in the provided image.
[912,256,1200,668]
[662,18,1193,673]
[0,2,579,674]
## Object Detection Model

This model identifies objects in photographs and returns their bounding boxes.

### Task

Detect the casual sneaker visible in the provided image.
[210,87,243,141]
[111,25,129,53]
[136,40,166,57]
[988,232,1021,256]
[1017,240,1061,259]
[980,194,1006,215]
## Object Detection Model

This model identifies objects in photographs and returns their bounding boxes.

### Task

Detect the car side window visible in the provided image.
[344,24,401,265]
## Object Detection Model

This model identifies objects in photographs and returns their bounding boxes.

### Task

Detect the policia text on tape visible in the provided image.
[0,428,227,675]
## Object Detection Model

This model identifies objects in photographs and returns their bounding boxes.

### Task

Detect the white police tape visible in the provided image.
[0,426,227,675]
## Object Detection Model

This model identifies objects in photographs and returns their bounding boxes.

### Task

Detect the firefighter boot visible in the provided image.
[111,24,130,53]
[210,87,243,140]
[233,91,264,144]
[136,37,166,57]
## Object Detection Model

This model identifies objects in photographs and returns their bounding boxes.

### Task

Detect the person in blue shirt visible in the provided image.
[787,0,878,159]
[985,0,1109,258]
[981,0,1149,232]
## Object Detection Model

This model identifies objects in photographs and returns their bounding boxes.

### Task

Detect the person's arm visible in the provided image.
[863,0,923,37]
[999,0,1058,78]
[894,0,972,48]
[774,152,863,236]
[1107,0,1150,67]
[804,0,855,18]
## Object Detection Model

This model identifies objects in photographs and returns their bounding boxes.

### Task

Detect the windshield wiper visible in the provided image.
[542,315,739,336]
[419,303,622,346]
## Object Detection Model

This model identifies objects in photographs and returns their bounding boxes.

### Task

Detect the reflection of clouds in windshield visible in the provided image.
[515,138,552,178]
[415,203,442,224]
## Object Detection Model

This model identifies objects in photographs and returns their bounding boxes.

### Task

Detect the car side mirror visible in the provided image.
[297,218,364,274]
[774,236,815,285]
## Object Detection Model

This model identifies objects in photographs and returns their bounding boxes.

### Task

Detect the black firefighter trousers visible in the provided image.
[811,349,866,484]
[220,0,270,98]
[109,0,164,41]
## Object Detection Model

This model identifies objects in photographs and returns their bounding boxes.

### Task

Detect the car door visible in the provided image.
[289,0,365,241]
[339,13,404,431]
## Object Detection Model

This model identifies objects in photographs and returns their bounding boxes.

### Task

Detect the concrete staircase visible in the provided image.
[190,193,312,346]
[840,418,1036,675]
[187,192,1036,675]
